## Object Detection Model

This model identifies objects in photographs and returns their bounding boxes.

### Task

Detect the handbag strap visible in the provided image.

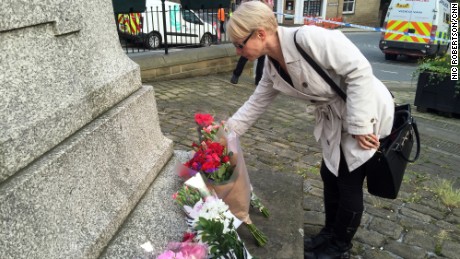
[409,118,421,162]
[401,114,421,163]
[293,30,347,102]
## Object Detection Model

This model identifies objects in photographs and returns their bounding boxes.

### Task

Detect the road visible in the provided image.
[344,31,418,82]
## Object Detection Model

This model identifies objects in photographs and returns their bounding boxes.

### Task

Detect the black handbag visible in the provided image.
[294,31,420,199]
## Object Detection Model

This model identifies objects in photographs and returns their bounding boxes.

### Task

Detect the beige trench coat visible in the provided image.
[227,26,394,176]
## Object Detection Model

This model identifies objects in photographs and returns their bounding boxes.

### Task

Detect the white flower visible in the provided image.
[190,196,233,230]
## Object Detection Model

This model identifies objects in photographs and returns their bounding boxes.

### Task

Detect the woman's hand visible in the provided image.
[354,134,380,150]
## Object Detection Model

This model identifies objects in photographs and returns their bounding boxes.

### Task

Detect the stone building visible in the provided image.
[272,0,388,27]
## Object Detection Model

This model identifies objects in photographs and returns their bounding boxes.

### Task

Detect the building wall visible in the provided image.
[235,0,381,27]
[325,0,381,27]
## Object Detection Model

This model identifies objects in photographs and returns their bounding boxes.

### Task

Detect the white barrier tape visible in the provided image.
[273,12,451,43]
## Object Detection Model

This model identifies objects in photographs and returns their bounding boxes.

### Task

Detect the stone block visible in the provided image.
[441,239,460,259]
[404,229,437,250]
[368,217,404,240]
[100,151,188,258]
[355,228,386,248]
[0,86,173,258]
[0,0,141,182]
[384,240,427,259]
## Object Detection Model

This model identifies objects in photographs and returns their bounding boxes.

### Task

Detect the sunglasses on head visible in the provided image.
[233,31,255,49]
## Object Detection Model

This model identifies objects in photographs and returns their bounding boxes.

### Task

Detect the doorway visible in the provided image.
[284,0,295,25]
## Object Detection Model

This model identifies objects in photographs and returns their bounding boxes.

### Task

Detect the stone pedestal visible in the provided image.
[0,1,173,258]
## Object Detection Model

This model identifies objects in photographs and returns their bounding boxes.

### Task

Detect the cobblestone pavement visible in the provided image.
[150,73,460,259]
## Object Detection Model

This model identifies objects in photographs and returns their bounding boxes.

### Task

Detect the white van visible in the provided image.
[379,0,450,60]
[117,0,216,49]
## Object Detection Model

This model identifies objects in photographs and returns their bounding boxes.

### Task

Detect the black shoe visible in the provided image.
[304,239,352,259]
[304,228,333,252]
[230,74,239,84]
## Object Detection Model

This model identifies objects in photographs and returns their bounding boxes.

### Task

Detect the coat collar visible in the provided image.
[277,26,302,64]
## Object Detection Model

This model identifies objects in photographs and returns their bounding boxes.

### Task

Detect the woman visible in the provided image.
[225,2,394,258]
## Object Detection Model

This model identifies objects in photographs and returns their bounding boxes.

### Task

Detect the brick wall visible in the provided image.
[326,0,381,27]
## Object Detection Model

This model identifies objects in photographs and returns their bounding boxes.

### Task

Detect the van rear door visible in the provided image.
[404,0,434,46]
[381,0,436,57]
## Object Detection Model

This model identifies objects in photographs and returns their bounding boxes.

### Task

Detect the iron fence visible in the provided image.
[115,6,231,54]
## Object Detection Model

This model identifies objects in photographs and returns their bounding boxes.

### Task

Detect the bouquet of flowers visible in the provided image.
[178,113,269,246]
[159,173,251,259]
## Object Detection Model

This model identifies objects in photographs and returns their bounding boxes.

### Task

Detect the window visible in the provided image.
[444,13,450,24]
[343,0,355,14]
[182,10,201,24]
[303,0,321,17]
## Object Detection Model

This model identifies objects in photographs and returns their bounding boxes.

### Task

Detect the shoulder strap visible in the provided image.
[293,30,347,102]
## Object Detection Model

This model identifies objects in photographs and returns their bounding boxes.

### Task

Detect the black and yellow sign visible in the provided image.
[396,3,410,8]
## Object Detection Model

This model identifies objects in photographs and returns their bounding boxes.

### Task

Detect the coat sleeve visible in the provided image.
[226,67,279,136]
[295,26,378,135]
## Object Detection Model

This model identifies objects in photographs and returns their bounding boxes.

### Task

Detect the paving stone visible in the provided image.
[364,204,399,221]
[404,229,437,251]
[303,224,323,240]
[368,217,404,240]
[303,194,324,211]
[304,211,324,226]
[360,213,372,227]
[440,239,460,259]
[445,212,460,226]
[306,185,323,198]
[359,245,402,259]
[400,206,433,223]
[404,202,447,220]
[355,228,386,248]
[384,240,427,259]
[398,215,439,234]
[434,220,460,237]
[417,197,452,214]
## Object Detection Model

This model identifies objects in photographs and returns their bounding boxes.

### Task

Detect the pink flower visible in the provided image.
[157,250,175,259]
[179,243,207,258]
[158,242,208,259]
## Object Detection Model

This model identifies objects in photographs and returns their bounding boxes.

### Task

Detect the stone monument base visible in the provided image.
[0,85,173,259]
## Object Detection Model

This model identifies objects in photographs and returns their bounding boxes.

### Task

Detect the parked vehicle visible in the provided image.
[117,0,216,49]
[379,0,450,60]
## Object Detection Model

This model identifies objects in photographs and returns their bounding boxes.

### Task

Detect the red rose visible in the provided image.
[182,232,195,242]
[194,113,214,127]
[222,155,230,163]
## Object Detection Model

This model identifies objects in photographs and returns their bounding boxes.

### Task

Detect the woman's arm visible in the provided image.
[227,72,279,136]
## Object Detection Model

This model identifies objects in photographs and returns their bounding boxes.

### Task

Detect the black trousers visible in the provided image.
[219,21,225,34]
[320,150,366,243]
[233,55,266,85]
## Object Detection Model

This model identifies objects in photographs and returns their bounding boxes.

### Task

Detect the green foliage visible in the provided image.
[246,223,268,246]
[433,179,460,209]
[195,217,245,258]
[201,161,235,184]
[414,55,460,96]
[173,185,202,207]
[416,55,453,76]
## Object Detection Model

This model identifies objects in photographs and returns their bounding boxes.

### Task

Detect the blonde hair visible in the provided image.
[226,1,277,40]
